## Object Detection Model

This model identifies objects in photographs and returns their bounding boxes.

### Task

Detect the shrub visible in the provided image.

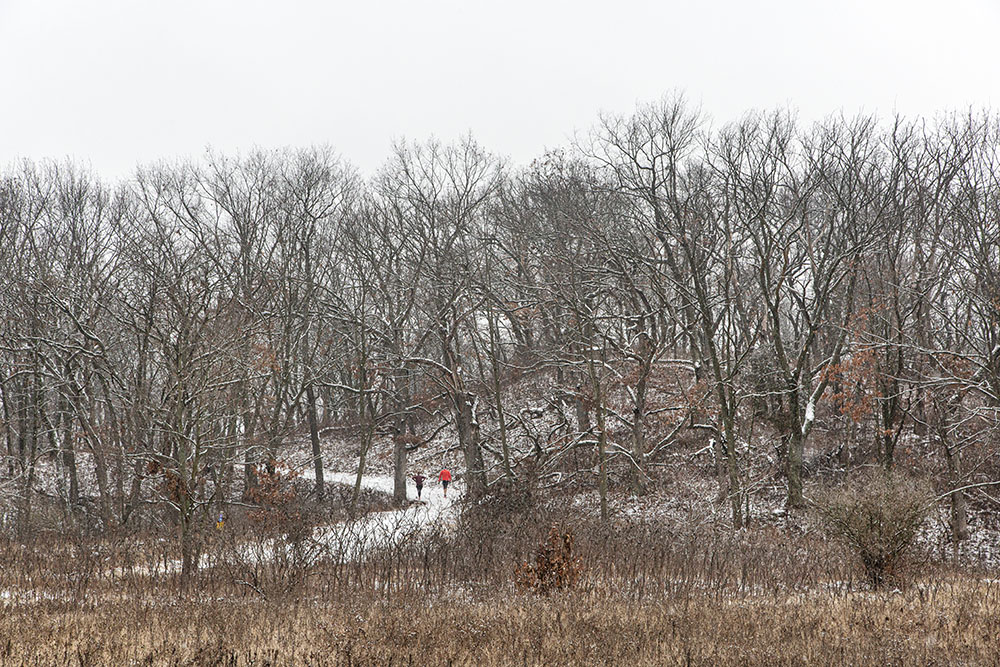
[474,476,535,521]
[813,470,932,588]
[515,525,584,594]
[231,459,321,595]
[246,459,305,537]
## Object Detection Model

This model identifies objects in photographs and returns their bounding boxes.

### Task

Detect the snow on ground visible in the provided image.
[226,469,462,568]
[105,469,462,578]
[319,471,458,512]
[303,470,461,560]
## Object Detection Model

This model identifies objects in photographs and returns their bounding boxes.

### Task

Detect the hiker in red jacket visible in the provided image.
[439,468,452,497]
[412,472,426,500]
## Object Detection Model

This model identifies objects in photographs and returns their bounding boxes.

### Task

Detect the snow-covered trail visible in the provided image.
[288,470,461,560]
[113,471,461,577]
[321,471,458,519]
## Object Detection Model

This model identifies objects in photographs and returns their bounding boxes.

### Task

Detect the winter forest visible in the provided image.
[3,96,1000,663]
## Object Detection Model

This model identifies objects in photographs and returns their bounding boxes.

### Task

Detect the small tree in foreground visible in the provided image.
[235,460,320,595]
[515,525,584,595]
[813,470,932,589]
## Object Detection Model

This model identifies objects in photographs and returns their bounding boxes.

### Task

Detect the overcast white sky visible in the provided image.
[2,0,998,180]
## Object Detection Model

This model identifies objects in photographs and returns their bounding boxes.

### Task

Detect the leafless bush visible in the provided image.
[813,469,933,588]
[451,476,582,590]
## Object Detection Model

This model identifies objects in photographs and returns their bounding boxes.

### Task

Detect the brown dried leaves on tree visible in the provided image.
[515,526,584,594]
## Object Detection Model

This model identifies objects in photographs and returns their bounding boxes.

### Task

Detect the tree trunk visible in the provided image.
[722,410,743,529]
[785,384,805,509]
[575,383,591,434]
[630,354,649,495]
[456,391,487,497]
[351,410,374,513]
[18,407,37,536]
[180,513,200,582]
[594,388,609,523]
[786,429,804,509]
[488,313,513,480]
[392,360,411,505]
[393,432,407,506]
[586,348,609,522]
[86,430,114,529]
[305,383,324,499]
[2,390,14,478]
[242,409,259,500]
[62,403,80,512]
[941,432,969,542]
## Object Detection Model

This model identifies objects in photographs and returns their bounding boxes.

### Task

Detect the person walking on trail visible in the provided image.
[439,468,452,497]
[412,473,426,500]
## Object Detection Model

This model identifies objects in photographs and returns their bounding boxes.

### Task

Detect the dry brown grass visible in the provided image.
[1,483,995,665]
[2,581,1000,665]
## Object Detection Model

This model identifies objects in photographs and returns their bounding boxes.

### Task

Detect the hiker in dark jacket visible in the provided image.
[412,473,426,500]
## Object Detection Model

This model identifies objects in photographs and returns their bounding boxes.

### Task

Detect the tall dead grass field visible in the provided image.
[2,582,1000,665]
